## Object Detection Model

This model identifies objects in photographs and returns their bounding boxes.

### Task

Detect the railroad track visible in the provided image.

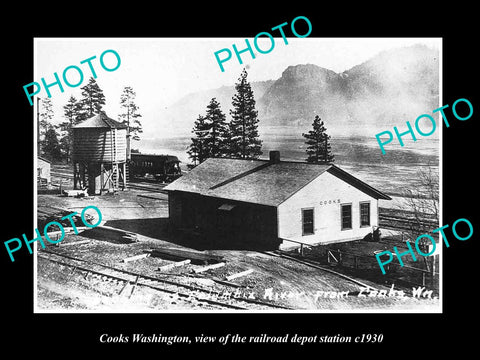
[49,170,168,195]
[37,249,292,311]
[379,214,438,232]
[127,182,168,194]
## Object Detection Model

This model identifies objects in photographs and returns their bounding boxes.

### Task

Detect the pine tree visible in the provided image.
[229,68,262,159]
[205,98,228,158]
[187,115,209,166]
[302,115,335,164]
[38,98,54,156]
[78,77,106,120]
[58,96,81,162]
[62,96,82,126]
[43,125,63,162]
[119,86,143,141]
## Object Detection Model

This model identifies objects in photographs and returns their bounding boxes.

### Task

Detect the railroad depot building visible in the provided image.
[164,151,391,250]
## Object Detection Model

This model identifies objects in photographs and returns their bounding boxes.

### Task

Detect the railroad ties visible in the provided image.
[37,249,292,311]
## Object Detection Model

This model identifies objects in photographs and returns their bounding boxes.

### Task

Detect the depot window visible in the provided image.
[302,208,314,235]
[341,203,352,230]
[360,202,371,227]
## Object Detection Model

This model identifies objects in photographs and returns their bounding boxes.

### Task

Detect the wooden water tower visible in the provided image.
[72,112,128,195]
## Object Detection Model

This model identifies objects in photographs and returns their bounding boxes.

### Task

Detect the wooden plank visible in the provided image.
[118,281,129,295]
[129,276,139,298]
[226,269,254,281]
[89,226,138,243]
[328,250,339,263]
[122,253,150,263]
[193,262,226,274]
[151,248,223,265]
[211,278,243,288]
[44,227,89,237]
[158,259,191,272]
[63,189,88,197]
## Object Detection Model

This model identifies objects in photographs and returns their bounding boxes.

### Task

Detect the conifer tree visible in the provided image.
[78,77,106,120]
[187,115,209,166]
[119,86,143,141]
[38,97,54,156]
[229,68,262,159]
[204,98,228,158]
[43,125,63,162]
[302,115,334,163]
[58,96,82,162]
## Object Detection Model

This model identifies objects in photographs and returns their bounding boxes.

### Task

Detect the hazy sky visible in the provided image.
[34,37,441,134]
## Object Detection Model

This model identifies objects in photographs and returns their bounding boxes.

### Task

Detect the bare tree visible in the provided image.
[400,164,439,270]
[404,165,439,225]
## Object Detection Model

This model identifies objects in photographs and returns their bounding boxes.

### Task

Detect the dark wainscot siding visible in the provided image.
[167,191,280,250]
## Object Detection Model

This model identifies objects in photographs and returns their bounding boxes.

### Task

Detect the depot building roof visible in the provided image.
[164,156,391,207]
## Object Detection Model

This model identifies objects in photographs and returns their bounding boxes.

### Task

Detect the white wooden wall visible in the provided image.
[277,171,379,249]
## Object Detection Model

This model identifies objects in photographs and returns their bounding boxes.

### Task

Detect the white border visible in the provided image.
[33,37,39,312]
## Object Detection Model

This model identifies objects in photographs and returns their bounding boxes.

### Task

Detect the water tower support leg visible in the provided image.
[100,163,104,194]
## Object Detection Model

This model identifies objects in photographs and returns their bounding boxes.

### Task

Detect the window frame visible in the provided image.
[360,201,371,227]
[340,203,352,230]
[301,207,315,236]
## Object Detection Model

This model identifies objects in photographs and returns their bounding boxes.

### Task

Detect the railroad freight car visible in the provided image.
[129,153,182,182]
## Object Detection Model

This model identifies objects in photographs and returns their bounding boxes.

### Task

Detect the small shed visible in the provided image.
[164,151,391,250]
[37,156,51,185]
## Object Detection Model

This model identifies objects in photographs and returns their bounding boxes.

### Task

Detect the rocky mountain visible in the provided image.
[259,44,439,136]
[156,44,439,137]
[259,64,348,130]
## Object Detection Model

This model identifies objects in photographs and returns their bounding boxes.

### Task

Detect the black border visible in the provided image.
[4,5,478,354]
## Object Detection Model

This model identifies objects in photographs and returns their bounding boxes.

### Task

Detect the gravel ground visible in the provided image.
[36,190,440,312]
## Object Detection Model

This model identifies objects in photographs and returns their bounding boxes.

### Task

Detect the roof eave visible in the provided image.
[327,164,392,200]
[164,188,278,207]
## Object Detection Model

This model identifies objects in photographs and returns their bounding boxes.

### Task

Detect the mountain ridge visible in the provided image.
[153,44,439,137]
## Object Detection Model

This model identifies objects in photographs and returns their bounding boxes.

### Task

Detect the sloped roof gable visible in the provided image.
[164,158,391,206]
[73,112,127,129]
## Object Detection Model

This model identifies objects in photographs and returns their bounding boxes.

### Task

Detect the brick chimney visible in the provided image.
[269,151,280,163]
